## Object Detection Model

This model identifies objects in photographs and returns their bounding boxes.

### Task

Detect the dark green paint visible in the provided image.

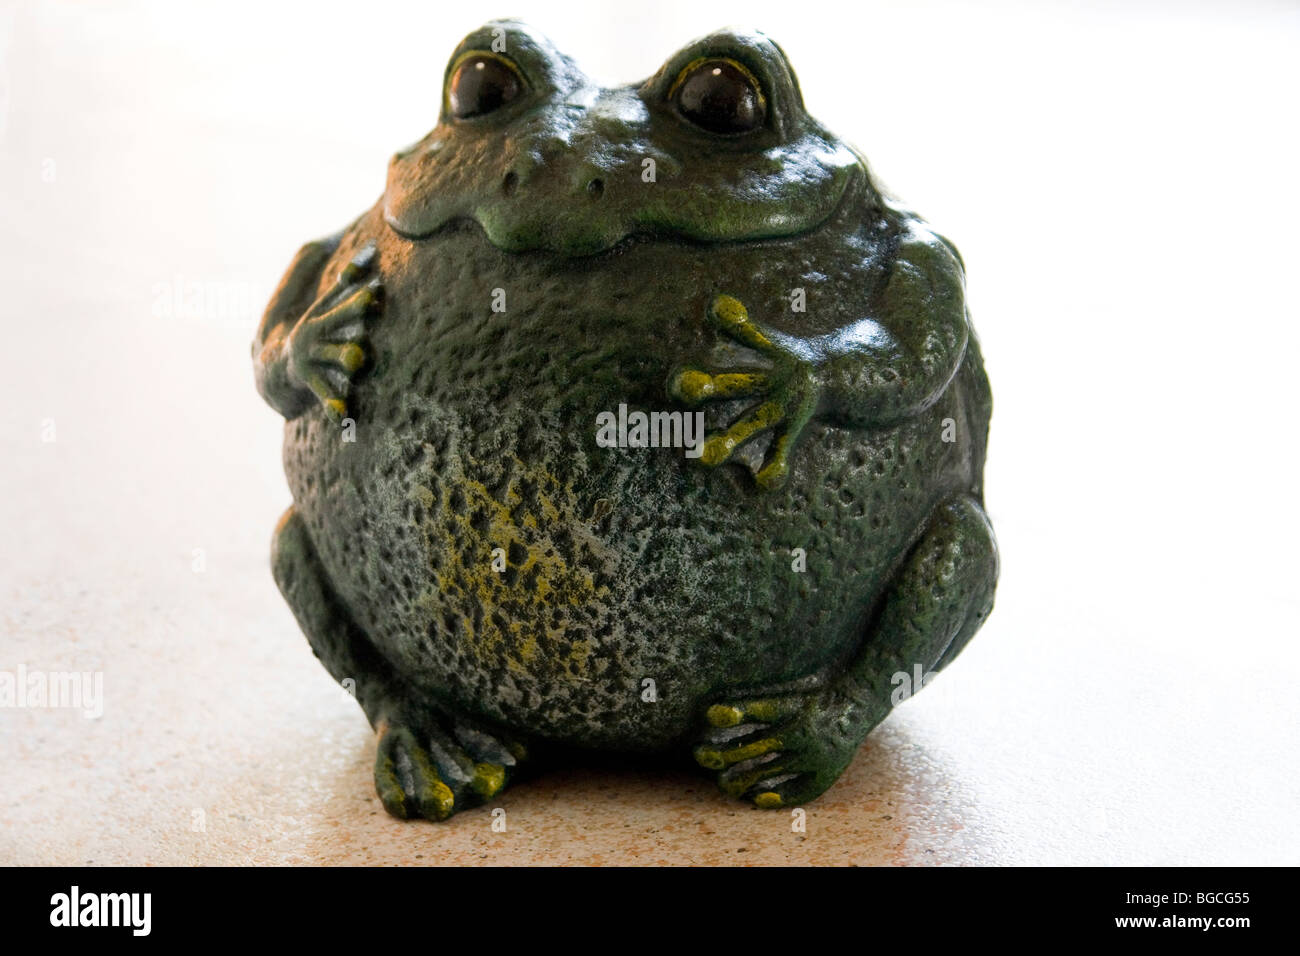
[252,20,998,820]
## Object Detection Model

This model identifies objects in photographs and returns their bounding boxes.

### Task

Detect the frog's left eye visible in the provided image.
[447,53,524,119]
[670,57,766,135]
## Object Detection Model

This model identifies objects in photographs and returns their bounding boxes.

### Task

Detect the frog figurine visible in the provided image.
[252,19,998,820]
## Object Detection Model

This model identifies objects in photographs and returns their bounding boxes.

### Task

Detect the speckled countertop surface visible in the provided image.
[2,0,1298,866]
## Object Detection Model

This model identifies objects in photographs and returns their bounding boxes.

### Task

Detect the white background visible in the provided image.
[1,0,1297,865]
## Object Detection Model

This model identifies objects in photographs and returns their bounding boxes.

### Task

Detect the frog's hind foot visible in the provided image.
[692,493,998,810]
[374,712,528,822]
[272,506,526,823]
[692,692,852,810]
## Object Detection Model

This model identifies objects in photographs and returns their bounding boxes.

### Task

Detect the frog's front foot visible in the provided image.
[374,711,527,821]
[287,242,383,423]
[668,294,818,490]
[692,690,860,808]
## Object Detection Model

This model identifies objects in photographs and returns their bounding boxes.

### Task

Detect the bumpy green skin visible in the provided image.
[253,20,998,820]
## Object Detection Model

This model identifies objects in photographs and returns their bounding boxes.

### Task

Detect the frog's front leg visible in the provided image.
[693,493,998,807]
[252,234,383,422]
[669,225,969,489]
[668,294,819,490]
[272,507,528,821]
[819,224,970,430]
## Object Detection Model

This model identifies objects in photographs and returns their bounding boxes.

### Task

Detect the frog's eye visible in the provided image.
[447,53,524,119]
[670,58,766,135]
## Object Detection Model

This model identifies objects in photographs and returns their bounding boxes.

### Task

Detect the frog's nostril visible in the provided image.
[502,171,519,197]
[586,178,604,200]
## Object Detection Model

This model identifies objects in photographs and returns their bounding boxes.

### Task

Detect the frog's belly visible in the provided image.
[282,218,975,750]
[286,387,966,751]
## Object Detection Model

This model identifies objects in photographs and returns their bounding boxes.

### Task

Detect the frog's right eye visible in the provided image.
[447,53,525,119]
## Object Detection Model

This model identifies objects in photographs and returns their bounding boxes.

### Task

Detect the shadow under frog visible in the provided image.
[252,19,998,820]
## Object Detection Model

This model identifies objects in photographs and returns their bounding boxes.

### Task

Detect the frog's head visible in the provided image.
[384,20,872,256]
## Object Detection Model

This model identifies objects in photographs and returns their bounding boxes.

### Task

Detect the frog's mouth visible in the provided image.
[383,129,864,257]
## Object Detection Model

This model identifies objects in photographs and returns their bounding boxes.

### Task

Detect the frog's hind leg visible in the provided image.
[272,506,528,821]
[694,492,998,808]
[872,493,999,679]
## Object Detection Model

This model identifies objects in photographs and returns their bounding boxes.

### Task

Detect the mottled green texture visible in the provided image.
[252,20,998,820]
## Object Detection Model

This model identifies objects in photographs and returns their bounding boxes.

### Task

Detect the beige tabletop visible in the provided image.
[2,0,1297,866]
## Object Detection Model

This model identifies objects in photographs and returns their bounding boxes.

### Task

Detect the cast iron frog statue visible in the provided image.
[253,20,998,820]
